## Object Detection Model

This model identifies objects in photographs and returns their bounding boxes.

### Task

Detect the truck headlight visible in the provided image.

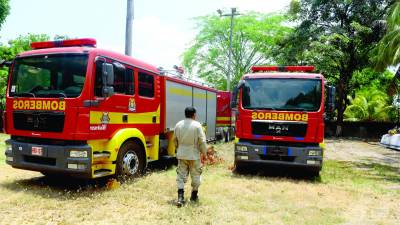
[70,150,88,158]
[236,145,248,152]
[308,150,321,156]
[6,144,12,152]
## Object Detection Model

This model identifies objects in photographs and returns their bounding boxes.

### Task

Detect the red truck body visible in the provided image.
[3,39,218,178]
[233,66,325,174]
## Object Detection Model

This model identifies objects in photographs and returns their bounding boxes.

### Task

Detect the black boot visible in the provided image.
[176,189,184,207]
[190,190,198,202]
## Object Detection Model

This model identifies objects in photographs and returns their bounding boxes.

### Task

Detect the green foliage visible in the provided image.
[344,87,394,121]
[276,0,393,124]
[0,0,10,30]
[375,0,400,70]
[182,13,292,90]
[349,68,395,94]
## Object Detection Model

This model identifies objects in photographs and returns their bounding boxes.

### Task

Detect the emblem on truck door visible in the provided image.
[100,112,110,124]
[128,98,136,112]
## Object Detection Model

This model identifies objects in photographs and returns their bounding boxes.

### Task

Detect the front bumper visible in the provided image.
[235,141,323,170]
[4,139,92,178]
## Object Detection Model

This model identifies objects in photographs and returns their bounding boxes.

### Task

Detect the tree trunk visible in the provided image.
[336,71,351,136]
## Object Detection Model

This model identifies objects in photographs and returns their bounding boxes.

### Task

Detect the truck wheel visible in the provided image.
[116,141,145,179]
[233,160,245,174]
[308,168,321,178]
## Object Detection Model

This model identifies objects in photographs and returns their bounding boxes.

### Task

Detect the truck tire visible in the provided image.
[308,168,321,178]
[233,160,245,174]
[116,141,145,179]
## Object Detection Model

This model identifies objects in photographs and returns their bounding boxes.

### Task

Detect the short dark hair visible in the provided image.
[185,106,196,118]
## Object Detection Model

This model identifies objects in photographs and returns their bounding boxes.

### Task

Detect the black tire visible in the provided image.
[116,141,145,179]
[308,168,321,178]
[233,160,245,174]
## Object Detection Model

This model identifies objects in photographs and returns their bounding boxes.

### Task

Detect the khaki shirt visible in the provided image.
[174,118,207,160]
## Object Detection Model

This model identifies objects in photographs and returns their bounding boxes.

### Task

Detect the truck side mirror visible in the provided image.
[230,80,246,108]
[102,63,114,86]
[231,86,239,108]
[102,63,114,97]
[327,86,336,114]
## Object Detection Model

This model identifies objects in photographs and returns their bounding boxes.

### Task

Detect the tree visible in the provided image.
[182,13,292,90]
[349,68,395,95]
[276,0,394,131]
[0,0,10,30]
[375,0,400,71]
[344,87,394,122]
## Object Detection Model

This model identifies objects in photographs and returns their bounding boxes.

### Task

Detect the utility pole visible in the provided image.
[217,8,240,91]
[125,0,134,56]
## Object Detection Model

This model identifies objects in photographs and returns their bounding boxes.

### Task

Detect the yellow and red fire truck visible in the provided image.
[231,66,335,176]
[3,38,218,178]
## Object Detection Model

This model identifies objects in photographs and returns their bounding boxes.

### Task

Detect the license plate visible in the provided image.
[31,146,43,156]
[269,147,287,156]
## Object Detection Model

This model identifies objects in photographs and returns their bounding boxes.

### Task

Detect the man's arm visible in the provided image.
[197,125,207,155]
[173,125,179,149]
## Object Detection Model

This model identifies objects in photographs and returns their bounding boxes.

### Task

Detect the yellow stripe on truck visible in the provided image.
[169,87,212,99]
[90,106,160,125]
[217,117,231,121]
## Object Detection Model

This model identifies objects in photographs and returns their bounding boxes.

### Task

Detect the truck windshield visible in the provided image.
[9,54,88,98]
[242,78,322,111]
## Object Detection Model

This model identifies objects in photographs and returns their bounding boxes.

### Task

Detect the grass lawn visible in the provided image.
[0,135,399,225]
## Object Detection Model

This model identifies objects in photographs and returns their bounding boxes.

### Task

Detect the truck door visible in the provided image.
[134,69,160,136]
[89,58,135,139]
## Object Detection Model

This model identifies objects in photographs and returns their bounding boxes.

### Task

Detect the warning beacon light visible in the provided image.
[30,38,97,49]
[251,66,315,73]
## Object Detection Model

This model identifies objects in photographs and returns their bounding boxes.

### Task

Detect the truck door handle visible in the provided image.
[122,114,128,123]
[152,116,156,123]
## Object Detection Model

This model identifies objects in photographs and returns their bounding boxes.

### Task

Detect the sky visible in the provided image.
[0,0,291,70]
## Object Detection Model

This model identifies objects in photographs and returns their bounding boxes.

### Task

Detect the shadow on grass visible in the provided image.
[0,157,178,199]
[232,163,322,183]
[0,175,110,200]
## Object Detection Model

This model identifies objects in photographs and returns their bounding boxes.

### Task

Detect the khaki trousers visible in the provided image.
[176,159,202,191]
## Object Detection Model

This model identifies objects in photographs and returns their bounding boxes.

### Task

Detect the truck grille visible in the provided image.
[251,120,307,137]
[13,111,65,132]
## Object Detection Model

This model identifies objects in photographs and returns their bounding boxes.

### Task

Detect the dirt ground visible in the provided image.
[325,138,400,168]
[0,137,399,225]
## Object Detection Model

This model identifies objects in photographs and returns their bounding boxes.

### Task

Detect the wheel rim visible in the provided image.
[122,150,139,175]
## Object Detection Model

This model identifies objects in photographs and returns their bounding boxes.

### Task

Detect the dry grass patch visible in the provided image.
[0,136,399,224]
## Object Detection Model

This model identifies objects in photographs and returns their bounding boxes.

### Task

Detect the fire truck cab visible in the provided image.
[3,38,218,179]
[231,66,334,176]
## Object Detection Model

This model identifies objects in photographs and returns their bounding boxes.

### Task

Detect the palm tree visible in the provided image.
[376,1,400,72]
[344,88,394,122]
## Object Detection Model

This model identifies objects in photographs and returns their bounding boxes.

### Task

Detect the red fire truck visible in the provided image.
[216,91,234,142]
[3,38,218,179]
[231,66,334,176]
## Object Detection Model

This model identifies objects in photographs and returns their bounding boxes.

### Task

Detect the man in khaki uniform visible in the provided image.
[174,106,207,207]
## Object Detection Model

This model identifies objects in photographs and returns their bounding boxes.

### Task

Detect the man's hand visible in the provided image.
[200,153,207,165]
